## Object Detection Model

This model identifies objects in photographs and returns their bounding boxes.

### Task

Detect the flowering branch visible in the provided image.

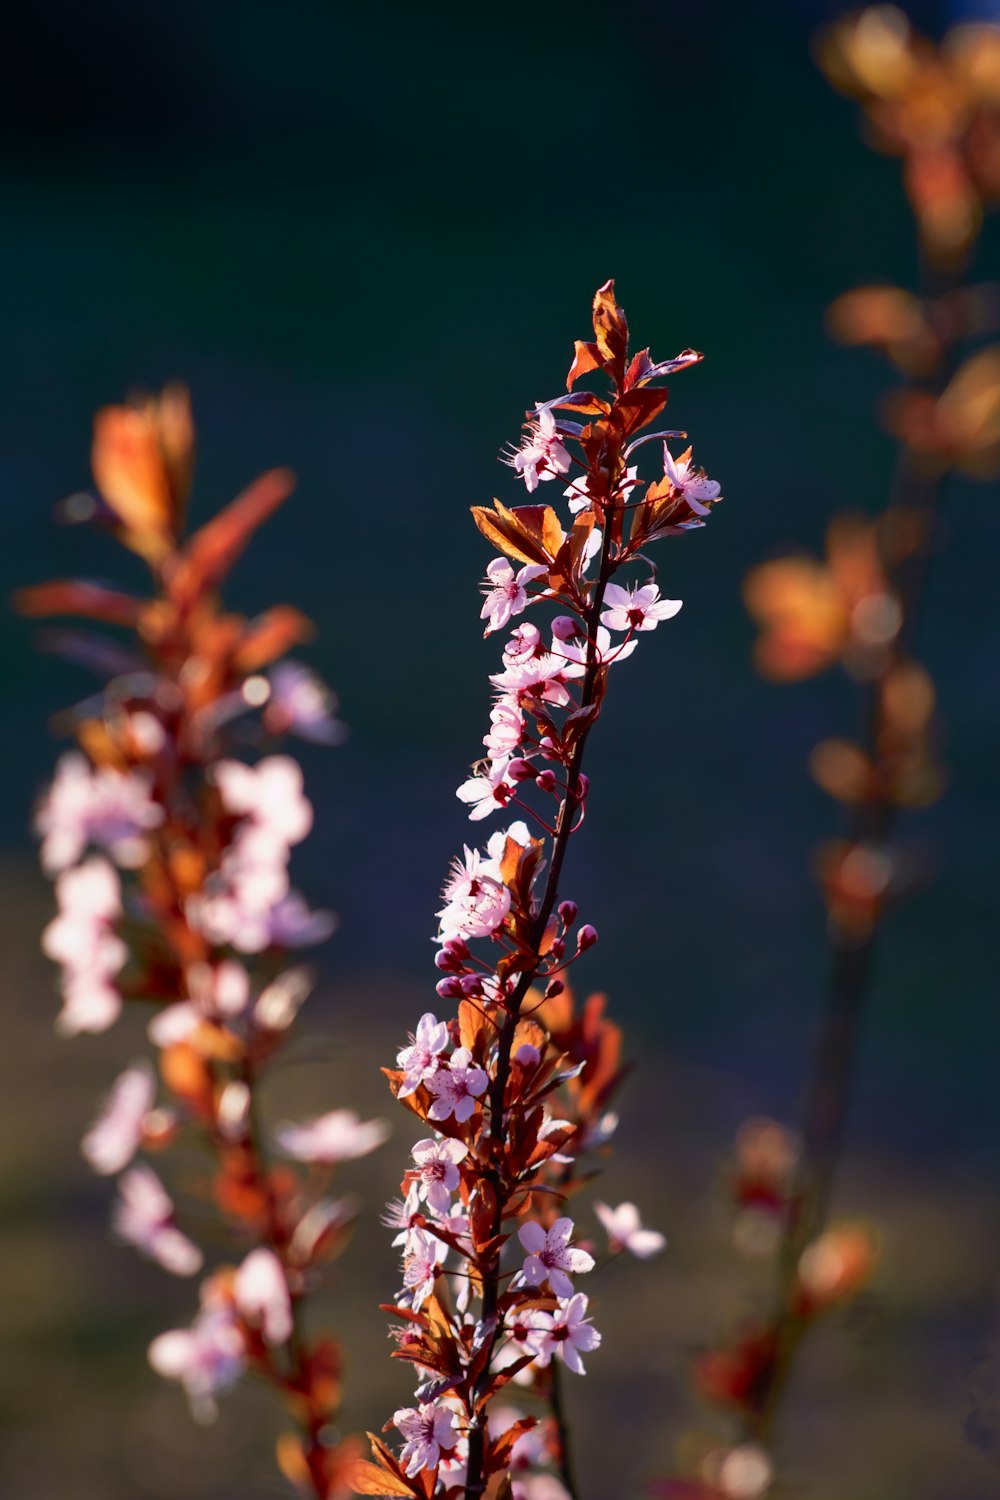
[358,282,712,1500]
[659,13,1000,1498]
[18,388,386,1499]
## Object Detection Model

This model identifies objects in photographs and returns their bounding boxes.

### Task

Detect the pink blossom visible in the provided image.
[426,1047,489,1124]
[382,1183,424,1251]
[267,891,337,948]
[518,1217,595,1298]
[662,442,721,512]
[113,1165,203,1276]
[580,1110,619,1150]
[600,582,682,633]
[507,408,572,493]
[234,1247,293,1345]
[253,966,313,1032]
[148,1294,245,1422]
[489,652,573,708]
[456,757,518,821]
[437,847,511,941]
[483,695,525,759]
[42,857,126,1034]
[56,968,123,1036]
[264,662,347,744]
[213,755,313,848]
[36,752,163,872]
[275,1109,389,1163]
[148,959,250,1047]
[393,1401,459,1476]
[514,1479,573,1500]
[480,559,548,635]
[557,625,637,674]
[402,1228,442,1310]
[521,1293,601,1375]
[397,1012,450,1097]
[438,1426,470,1488]
[504,621,543,665]
[189,878,333,955]
[594,1200,666,1258]
[411,1137,468,1216]
[563,465,639,515]
[81,1061,155,1175]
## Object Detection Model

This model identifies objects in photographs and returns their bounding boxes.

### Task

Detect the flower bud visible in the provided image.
[545,978,565,999]
[459,974,483,996]
[508,758,537,781]
[796,1221,879,1315]
[434,938,469,971]
[536,769,557,793]
[578,924,598,950]
[552,615,578,641]
[558,900,578,925]
[514,1042,541,1068]
[435,977,464,999]
[547,938,565,962]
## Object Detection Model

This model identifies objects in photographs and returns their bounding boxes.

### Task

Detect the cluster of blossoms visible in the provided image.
[358,283,704,1500]
[819,8,1000,269]
[21,389,382,1499]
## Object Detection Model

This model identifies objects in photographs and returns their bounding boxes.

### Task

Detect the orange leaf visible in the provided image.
[232,606,315,672]
[276,1433,312,1492]
[470,501,562,568]
[470,506,536,567]
[92,404,175,560]
[457,998,484,1056]
[591,279,628,374]
[348,1461,417,1497]
[168,468,296,610]
[566,340,602,389]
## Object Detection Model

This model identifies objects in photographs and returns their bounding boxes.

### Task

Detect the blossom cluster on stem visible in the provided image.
[20,389,382,1499]
[361,282,710,1500]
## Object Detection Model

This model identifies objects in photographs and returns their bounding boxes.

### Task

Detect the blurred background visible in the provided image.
[2,0,1000,1496]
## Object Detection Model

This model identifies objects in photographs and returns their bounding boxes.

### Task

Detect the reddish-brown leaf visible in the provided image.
[614,386,668,437]
[566,340,602,389]
[168,468,295,610]
[232,606,315,672]
[14,579,145,627]
[623,347,653,390]
[486,1417,538,1474]
[469,1178,499,1253]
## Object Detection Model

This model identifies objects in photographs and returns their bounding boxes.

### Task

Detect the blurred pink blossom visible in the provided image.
[275,1109,390,1163]
[113,1164,203,1276]
[234,1247,293,1345]
[81,1061,156,1175]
